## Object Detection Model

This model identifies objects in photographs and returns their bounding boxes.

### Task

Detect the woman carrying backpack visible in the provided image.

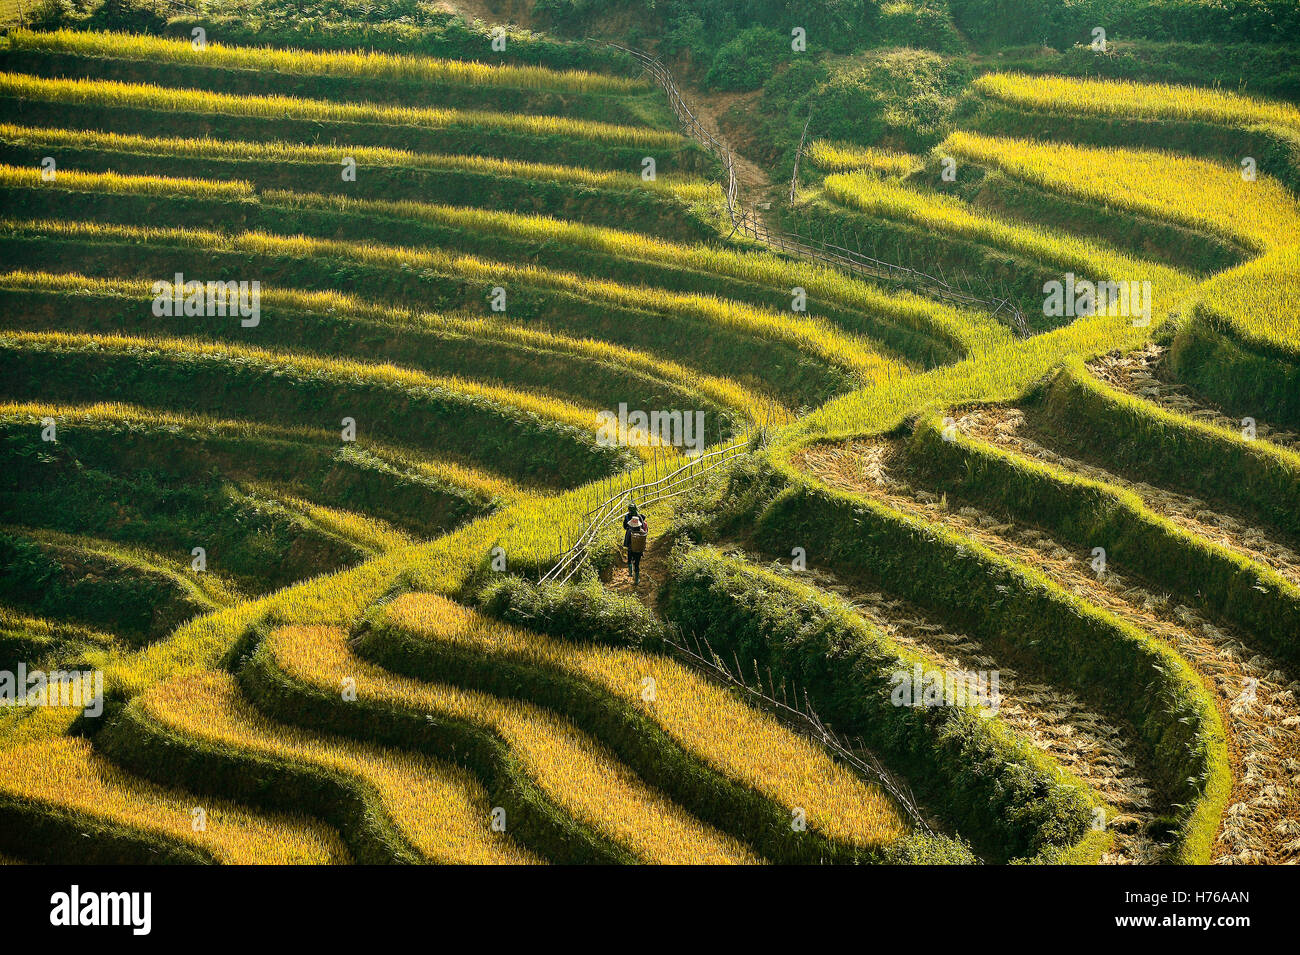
[623,504,649,586]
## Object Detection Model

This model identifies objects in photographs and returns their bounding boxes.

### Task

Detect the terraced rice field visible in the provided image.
[0,8,1296,875]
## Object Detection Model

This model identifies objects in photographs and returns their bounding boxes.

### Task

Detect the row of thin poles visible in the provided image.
[609,42,1029,336]
[540,432,754,584]
[664,624,933,833]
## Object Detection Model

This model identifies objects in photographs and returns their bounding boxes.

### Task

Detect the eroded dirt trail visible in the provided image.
[687,88,773,201]
[602,536,671,615]
[798,440,1300,864]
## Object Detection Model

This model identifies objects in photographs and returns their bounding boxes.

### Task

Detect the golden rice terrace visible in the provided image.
[0,1,1296,899]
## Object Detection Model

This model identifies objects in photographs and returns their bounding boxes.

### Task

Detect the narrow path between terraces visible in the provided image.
[601,535,672,615]
[797,440,1300,864]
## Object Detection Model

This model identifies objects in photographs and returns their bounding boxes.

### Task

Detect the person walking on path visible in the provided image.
[623,504,649,586]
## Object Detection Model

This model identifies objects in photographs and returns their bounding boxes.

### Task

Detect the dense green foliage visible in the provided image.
[705,26,787,91]
[476,577,667,649]
[949,0,1300,49]
[814,50,972,150]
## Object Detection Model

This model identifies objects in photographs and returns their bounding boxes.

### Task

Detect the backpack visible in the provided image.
[628,522,648,554]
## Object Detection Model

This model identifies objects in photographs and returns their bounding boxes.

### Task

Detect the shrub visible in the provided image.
[85,0,165,33]
[759,56,830,119]
[887,832,978,864]
[813,50,971,150]
[25,0,81,31]
[706,26,788,91]
[949,0,1300,48]
[875,1,964,53]
[474,576,668,649]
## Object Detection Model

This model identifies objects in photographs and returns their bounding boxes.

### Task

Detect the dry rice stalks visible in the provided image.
[798,440,1300,864]
[959,404,1300,590]
[1088,344,1300,455]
